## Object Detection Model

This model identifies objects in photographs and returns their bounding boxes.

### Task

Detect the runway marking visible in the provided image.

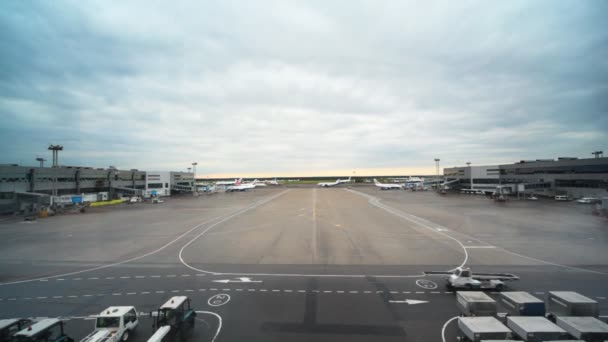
[150,275,160,278]
[195,311,222,342]
[0,212,232,286]
[134,276,144,279]
[463,246,496,249]
[347,189,469,270]
[5,289,607,302]
[180,190,425,279]
[120,276,130,279]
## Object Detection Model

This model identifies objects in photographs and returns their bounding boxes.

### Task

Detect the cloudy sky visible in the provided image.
[1,1,606,177]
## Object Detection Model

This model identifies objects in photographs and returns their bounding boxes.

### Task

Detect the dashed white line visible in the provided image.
[284,290,293,293]
[150,275,161,278]
[112,293,122,296]
[181,274,190,277]
[167,275,176,278]
[127,292,136,295]
[120,276,130,279]
[185,289,194,292]
[141,292,150,295]
[88,277,99,280]
[135,276,145,279]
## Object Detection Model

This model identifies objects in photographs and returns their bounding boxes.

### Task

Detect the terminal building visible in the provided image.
[0,165,194,214]
[444,156,608,198]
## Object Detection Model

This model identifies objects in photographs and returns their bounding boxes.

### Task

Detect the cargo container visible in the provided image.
[547,292,599,318]
[457,317,512,342]
[506,316,569,342]
[500,292,545,316]
[457,291,497,316]
[556,317,608,342]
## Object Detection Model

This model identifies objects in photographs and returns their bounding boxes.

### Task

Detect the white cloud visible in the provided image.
[0,1,606,175]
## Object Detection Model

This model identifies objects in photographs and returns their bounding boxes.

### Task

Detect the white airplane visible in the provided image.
[216,179,239,186]
[318,176,351,187]
[226,178,256,192]
[264,178,280,185]
[373,178,403,190]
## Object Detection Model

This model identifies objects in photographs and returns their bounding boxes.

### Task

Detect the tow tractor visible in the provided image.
[80,307,139,342]
[0,319,32,342]
[13,319,74,342]
[147,296,196,342]
[425,267,519,291]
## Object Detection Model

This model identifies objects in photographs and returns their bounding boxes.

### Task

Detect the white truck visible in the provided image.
[425,267,519,291]
[81,307,139,342]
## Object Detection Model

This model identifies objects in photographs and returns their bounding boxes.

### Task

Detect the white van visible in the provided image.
[554,195,570,201]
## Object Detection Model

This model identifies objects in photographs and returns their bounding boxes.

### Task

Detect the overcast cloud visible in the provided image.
[1,1,607,176]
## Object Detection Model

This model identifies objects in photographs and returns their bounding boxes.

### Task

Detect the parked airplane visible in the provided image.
[216,179,239,186]
[318,176,351,187]
[264,178,280,185]
[226,178,256,192]
[373,179,403,190]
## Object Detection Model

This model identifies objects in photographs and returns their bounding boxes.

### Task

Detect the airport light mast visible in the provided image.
[592,151,603,158]
[36,157,46,168]
[48,144,63,197]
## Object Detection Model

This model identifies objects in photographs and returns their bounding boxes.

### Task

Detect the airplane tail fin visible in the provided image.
[373,178,379,184]
[236,178,242,185]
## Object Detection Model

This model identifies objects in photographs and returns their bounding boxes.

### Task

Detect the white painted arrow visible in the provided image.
[388,299,429,305]
[213,277,262,284]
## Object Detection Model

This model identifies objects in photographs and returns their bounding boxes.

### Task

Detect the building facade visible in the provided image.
[444,157,608,198]
[0,165,194,213]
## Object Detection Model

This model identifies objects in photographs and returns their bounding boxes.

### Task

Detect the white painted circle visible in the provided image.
[208,294,231,307]
[416,279,438,290]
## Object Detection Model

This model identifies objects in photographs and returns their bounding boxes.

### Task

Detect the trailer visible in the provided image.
[425,267,519,291]
[546,292,599,319]
[555,317,608,342]
[0,319,32,342]
[499,292,545,316]
[13,319,74,342]
[81,307,139,342]
[506,316,569,342]
[457,291,497,317]
[457,317,513,342]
